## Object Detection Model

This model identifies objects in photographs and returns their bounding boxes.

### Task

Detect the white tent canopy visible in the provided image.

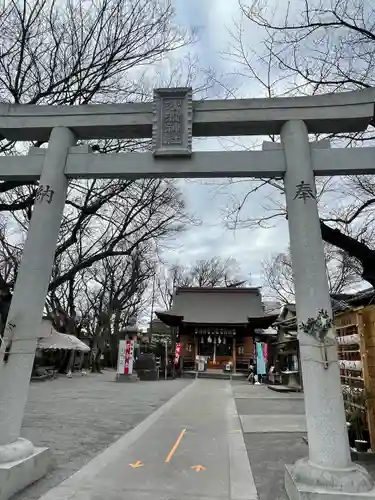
[37,318,90,352]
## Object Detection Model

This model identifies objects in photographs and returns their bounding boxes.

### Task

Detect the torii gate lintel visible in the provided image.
[0,87,374,141]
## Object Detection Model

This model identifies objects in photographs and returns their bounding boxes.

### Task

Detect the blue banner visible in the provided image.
[256,342,266,375]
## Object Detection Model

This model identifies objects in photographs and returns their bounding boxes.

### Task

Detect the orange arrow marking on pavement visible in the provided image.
[165,429,187,463]
[191,464,206,472]
[129,460,144,468]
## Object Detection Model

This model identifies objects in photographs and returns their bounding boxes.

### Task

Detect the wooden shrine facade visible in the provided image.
[156,287,278,372]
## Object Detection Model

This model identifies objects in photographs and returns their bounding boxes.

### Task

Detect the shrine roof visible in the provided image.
[155,287,275,327]
[249,315,279,330]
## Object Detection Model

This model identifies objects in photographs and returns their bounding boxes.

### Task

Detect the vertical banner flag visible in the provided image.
[117,339,135,375]
[175,343,181,365]
[124,339,134,375]
[256,342,266,375]
[117,340,126,374]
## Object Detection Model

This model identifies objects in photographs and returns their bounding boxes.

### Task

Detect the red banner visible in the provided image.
[124,339,134,375]
[175,343,181,365]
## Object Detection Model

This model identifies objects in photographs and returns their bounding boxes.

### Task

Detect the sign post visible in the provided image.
[164,340,168,381]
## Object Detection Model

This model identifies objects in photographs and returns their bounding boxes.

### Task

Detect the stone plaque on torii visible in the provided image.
[0,88,375,500]
[152,87,192,157]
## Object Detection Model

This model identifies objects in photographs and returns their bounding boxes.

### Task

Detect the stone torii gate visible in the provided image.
[0,88,375,500]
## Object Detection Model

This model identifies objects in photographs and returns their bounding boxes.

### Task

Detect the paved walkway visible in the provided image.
[37,379,257,500]
[16,371,191,500]
[31,379,375,500]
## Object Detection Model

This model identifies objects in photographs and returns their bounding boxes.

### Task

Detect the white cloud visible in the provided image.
[147,0,292,296]
[161,176,290,287]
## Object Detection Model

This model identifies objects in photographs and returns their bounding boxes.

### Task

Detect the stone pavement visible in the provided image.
[34,379,257,500]
[15,370,191,500]
[233,381,306,500]
[17,375,375,500]
[232,381,375,500]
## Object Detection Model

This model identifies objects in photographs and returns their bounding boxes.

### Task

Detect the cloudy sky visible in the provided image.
[158,0,289,289]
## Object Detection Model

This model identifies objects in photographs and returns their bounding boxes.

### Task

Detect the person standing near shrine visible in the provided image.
[247,360,255,383]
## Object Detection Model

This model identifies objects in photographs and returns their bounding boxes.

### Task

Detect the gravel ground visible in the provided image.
[14,370,191,500]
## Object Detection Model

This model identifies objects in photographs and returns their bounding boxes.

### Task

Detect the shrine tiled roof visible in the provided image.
[156,287,275,326]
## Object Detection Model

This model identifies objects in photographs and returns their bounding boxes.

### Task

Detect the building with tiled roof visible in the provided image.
[156,287,277,372]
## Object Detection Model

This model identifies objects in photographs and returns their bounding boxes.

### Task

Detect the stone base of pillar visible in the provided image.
[0,444,51,500]
[115,373,138,382]
[285,458,375,500]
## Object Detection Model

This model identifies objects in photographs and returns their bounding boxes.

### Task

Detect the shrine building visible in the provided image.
[155,287,278,372]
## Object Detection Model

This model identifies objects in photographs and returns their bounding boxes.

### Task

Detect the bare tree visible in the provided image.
[190,257,247,287]
[262,252,294,304]
[0,0,189,106]
[63,247,152,371]
[0,0,208,328]
[223,0,375,288]
[156,263,192,310]
[240,0,375,106]
[3,177,191,305]
[0,0,194,220]
[156,257,249,309]
[263,244,361,303]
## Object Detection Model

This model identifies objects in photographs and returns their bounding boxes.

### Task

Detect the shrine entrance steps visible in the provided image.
[183,369,247,380]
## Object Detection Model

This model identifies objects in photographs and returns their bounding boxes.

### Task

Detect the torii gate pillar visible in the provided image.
[0,127,76,500]
[281,120,374,499]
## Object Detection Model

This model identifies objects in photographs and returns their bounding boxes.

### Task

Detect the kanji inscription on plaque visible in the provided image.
[162,98,183,145]
[152,88,192,157]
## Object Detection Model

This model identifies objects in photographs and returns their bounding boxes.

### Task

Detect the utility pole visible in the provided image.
[149,268,156,346]
[164,339,168,381]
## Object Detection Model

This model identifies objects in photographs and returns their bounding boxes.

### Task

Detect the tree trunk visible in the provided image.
[68,350,76,372]
[320,221,375,289]
[91,350,102,373]
[58,351,70,373]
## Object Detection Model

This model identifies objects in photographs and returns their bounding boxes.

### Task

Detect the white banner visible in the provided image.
[117,340,126,374]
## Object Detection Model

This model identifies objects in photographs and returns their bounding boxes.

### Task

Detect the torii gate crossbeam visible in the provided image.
[1,144,375,180]
[0,89,375,500]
